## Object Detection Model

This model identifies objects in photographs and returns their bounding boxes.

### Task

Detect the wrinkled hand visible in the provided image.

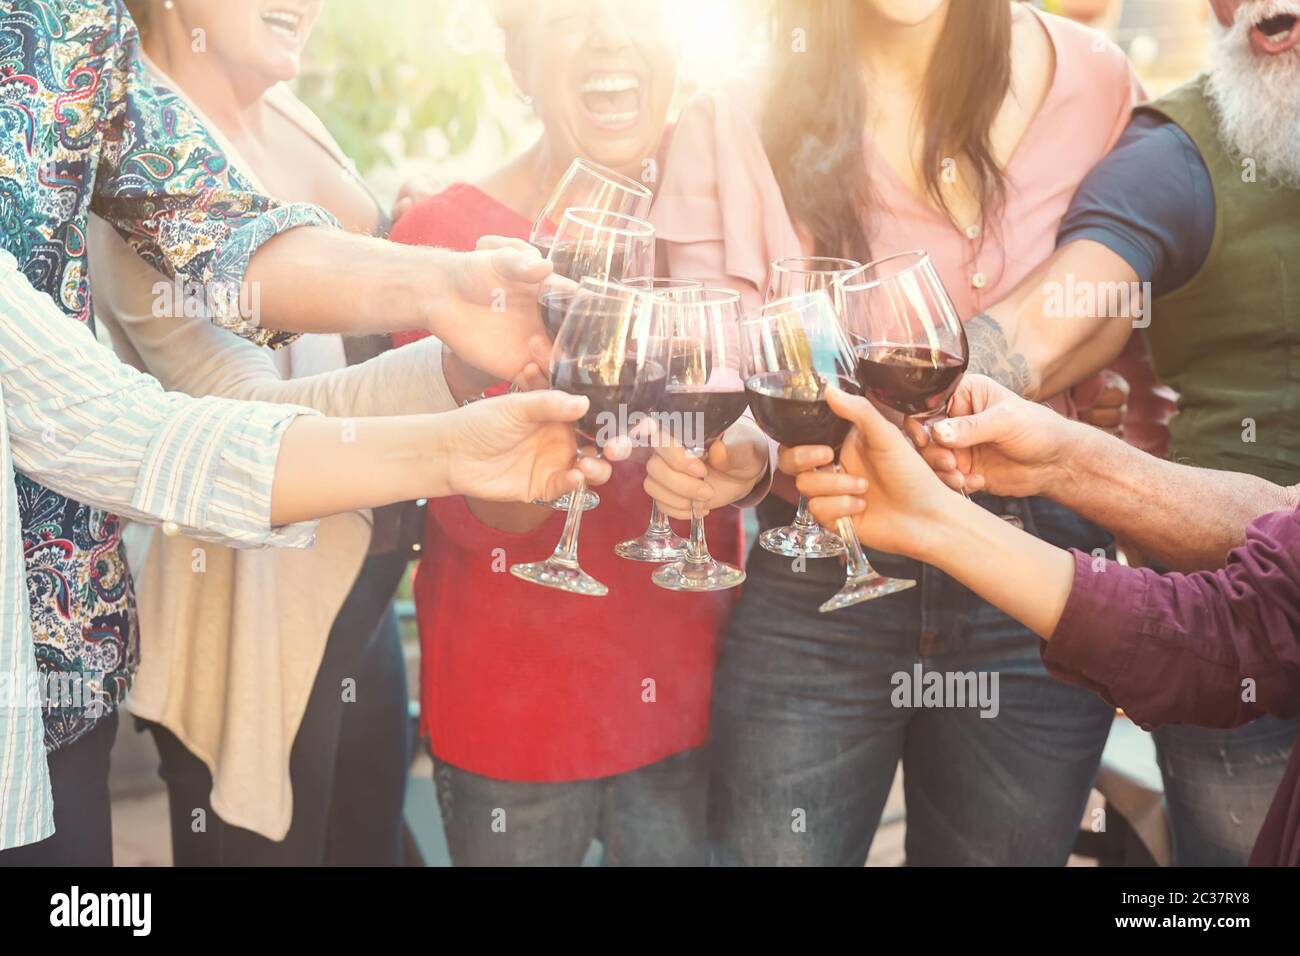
[907,374,1080,498]
[1073,369,1129,435]
[641,417,770,519]
[443,390,612,503]
[391,172,442,223]
[433,236,552,383]
[793,387,952,560]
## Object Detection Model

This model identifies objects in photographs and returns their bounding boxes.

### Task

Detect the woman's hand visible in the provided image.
[438,390,611,503]
[791,388,957,561]
[907,374,1083,498]
[642,417,770,519]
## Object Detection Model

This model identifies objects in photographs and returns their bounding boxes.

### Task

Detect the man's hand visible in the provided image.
[439,390,612,503]
[907,374,1084,498]
[431,236,552,383]
[642,417,769,519]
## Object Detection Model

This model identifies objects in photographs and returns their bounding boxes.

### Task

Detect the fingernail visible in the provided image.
[935,422,955,443]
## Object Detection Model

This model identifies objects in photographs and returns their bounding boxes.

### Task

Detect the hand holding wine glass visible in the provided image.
[438,389,615,503]
[650,288,751,592]
[791,386,971,565]
[838,250,1023,527]
[756,256,862,559]
[905,373,1082,500]
[740,290,915,611]
[511,279,667,596]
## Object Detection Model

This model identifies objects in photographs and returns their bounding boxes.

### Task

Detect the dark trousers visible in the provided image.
[0,711,119,867]
[144,552,412,866]
[711,496,1115,866]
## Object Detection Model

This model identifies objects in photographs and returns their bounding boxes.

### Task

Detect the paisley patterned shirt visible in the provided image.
[0,0,337,750]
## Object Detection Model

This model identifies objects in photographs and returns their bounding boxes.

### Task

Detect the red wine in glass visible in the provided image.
[745,370,862,450]
[854,345,967,418]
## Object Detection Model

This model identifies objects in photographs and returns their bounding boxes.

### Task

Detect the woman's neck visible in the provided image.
[858,4,949,94]
[479,136,587,223]
[144,29,272,142]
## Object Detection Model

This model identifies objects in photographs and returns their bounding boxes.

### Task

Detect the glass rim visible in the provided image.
[622,276,704,290]
[769,256,861,275]
[835,250,931,291]
[558,207,656,237]
[574,275,654,302]
[651,286,741,307]
[741,288,835,324]
[565,158,654,201]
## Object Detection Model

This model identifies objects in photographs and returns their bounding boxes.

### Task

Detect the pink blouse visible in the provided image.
[651,9,1146,418]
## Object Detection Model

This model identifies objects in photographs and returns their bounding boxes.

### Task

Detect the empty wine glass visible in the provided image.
[511,279,668,596]
[838,251,1023,528]
[536,208,656,512]
[614,279,704,562]
[529,158,654,256]
[741,290,916,611]
[758,256,861,559]
[651,288,750,592]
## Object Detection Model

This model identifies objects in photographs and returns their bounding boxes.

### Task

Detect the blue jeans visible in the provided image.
[1153,718,1297,866]
[433,748,709,866]
[711,495,1115,866]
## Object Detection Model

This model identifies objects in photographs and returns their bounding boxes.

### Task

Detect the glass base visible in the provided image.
[533,490,600,512]
[510,558,608,597]
[818,572,916,613]
[759,523,845,559]
[614,530,688,562]
[652,556,746,592]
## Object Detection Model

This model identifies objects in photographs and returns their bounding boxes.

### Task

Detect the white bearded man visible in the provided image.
[929,0,1300,864]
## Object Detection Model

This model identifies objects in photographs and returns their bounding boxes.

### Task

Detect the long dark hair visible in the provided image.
[762,0,1012,261]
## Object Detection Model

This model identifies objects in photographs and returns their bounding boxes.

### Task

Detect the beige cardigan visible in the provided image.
[87,79,454,839]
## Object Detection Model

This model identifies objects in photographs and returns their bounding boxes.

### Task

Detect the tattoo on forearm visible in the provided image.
[964,313,1031,396]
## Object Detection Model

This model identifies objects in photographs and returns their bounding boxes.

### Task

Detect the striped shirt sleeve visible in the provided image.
[0,250,319,548]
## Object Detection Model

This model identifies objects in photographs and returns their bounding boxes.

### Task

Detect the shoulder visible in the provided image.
[1035,8,1138,96]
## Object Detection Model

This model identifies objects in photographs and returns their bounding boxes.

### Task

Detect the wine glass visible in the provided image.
[741,290,916,612]
[837,251,1024,527]
[758,256,861,559]
[614,279,704,563]
[529,158,654,256]
[511,279,668,596]
[536,209,656,512]
[651,288,750,592]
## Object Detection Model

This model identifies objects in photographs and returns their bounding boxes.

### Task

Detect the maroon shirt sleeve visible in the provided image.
[1043,506,1300,731]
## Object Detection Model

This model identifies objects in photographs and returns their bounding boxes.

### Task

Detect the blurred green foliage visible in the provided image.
[295,0,516,174]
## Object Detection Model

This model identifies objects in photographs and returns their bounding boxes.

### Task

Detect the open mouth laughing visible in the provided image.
[261,8,306,43]
[1250,9,1300,54]
[577,71,644,130]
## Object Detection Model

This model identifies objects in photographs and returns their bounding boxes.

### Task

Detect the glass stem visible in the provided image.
[648,502,673,536]
[832,463,877,582]
[552,474,588,565]
[792,495,819,530]
[687,499,709,563]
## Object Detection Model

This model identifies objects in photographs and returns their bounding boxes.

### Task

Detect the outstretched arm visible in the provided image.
[2,254,608,543]
[796,389,1300,732]
[913,375,1300,572]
